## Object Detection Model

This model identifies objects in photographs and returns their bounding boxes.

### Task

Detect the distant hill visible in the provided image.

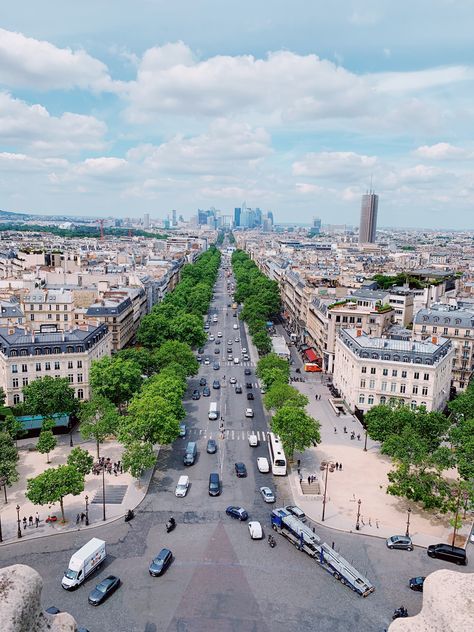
[0,209,30,220]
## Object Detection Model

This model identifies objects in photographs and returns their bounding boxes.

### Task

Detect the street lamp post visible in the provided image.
[0,475,7,503]
[321,461,334,522]
[355,499,362,531]
[102,465,106,521]
[0,513,3,542]
[363,429,368,452]
[451,486,467,550]
[16,504,22,539]
[405,507,412,537]
[85,495,89,526]
[69,430,74,447]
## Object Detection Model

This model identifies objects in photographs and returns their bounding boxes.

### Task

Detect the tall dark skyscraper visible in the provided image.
[234,207,241,227]
[359,192,378,243]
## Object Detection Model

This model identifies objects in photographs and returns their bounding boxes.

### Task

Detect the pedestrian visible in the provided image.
[28,515,33,527]
[299,474,303,484]
[297,459,301,468]
[35,513,40,528]
[335,462,339,470]
[307,475,311,485]
[81,512,85,523]
[22,517,27,530]
[339,462,343,470]
[76,513,80,525]
[368,517,372,527]
[334,426,337,433]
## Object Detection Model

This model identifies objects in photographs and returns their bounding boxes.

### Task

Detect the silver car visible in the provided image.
[260,486,275,503]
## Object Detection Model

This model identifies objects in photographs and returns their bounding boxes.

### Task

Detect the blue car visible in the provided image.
[226,506,248,521]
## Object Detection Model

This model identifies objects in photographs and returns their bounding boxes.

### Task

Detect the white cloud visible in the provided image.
[0,28,120,92]
[73,157,128,177]
[292,151,377,179]
[0,92,107,154]
[414,142,470,160]
[371,66,473,94]
[349,11,379,26]
[295,182,325,195]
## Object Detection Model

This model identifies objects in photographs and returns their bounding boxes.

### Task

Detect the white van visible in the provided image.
[208,402,218,420]
[175,475,189,497]
[61,538,106,590]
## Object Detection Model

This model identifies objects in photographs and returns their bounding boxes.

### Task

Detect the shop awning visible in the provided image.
[304,348,318,362]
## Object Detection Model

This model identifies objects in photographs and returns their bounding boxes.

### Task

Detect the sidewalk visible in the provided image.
[0,429,155,546]
[273,323,470,548]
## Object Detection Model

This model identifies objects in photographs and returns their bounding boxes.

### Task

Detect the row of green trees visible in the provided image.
[231,250,281,355]
[365,386,474,515]
[257,353,321,459]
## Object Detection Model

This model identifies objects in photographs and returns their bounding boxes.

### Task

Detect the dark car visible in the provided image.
[233,312,237,317]
[202,386,211,396]
[235,385,242,394]
[244,368,252,376]
[409,576,425,592]
[45,607,61,615]
[199,377,207,386]
[196,355,202,363]
[235,462,247,477]
[149,548,173,577]
[88,576,121,606]
[198,348,204,354]
[214,348,220,354]
[247,392,254,400]
[215,339,221,345]
[227,303,231,307]
[227,347,233,354]
[246,382,253,389]
[191,389,200,400]
[207,439,217,454]
[226,506,248,521]
[212,380,220,389]
[427,543,467,565]
[213,361,220,370]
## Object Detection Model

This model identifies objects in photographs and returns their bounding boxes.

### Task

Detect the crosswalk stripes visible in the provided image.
[184,427,267,442]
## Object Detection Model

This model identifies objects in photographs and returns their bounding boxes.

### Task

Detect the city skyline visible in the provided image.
[1,3,474,228]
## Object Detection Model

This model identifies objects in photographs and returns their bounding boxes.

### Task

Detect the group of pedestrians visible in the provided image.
[75,512,88,525]
[22,512,40,529]
[92,457,123,476]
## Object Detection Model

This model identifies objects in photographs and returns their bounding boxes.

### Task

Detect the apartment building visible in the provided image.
[334,328,453,414]
[0,299,24,326]
[22,288,74,329]
[0,323,111,406]
[413,303,474,391]
[351,287,414,327]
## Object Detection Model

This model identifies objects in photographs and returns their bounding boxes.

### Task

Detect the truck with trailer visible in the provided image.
[61,538,106,589]
[271,508,374,597]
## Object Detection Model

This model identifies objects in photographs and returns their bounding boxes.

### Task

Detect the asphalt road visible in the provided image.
[1,251,470,632]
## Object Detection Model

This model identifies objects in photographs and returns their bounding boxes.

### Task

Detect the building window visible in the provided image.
[21,364,28,373]
[392,370,397,377]
[400,384,406,394]
[77,360,82,368]
[56,314,60,321]
[77,373,83,383]
[68,361,73,369]
[422,386,428,396]
[454,329,459,336]
[443,327,448,335]
[13,394,20,405]
[368,395,374,405]
[45,362,51,370]
[369,379,375,389]
[381,381,387,391]
[47,313,52,320]
[423,373,429,381]
[380,396,386,404]
[36,363,41,371]
[433,326,437,333]
[401,370,407,378]
[56,304,60,311]
[412,385,418,394]
[421,325,426,333]
[360,379,366,388]
[77,388,84,400]
[11,350,17,357]
[68,374,74,383]
[414,372,419,380]
[370,368,376,375]
[12,378,19,388]
[410,401,417,410]
[359,394,365,404]
[382,369,388,376]
[12,364,18,374]
[30,314,35,321]
[22,377,28,386]
[54,361,60,370]
[390,382,397,393]
[54,347,61,354]
[361,366,367,374]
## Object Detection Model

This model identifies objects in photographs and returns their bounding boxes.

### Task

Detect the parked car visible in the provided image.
[198,348,204,354]
[208,472,220,496]
[248,433,258,447]
[285,505,306,521]
[260,486,275,503]
[233,324,238,329]
[209,335,215,341]
[199,377,207,386]
[257,457,270,473]
[202,386,211,397]
[233,357,240,364]
[246,382,252,389]
[243,354,250,361]
[214,348,220,354]
[215,339,221,345]
[244,369,252,376]
[196,355,202,363]
[427,543,467,565]
[217,332,223,338]
[149,549,173,576]
[247,392,254,400]
[88,576,121,605]
[212,380,220,389]
[235,385,242,394]
[234,337,240,342]
[409,576,425,592]
[248,521,263,540]
[207,439,217,454]
[191,389,200,400]
[226,506,248,521]
[235,462,247,477]
[386,535,413,551]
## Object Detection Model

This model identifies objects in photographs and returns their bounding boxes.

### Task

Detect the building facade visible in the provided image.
[359,192,378,244]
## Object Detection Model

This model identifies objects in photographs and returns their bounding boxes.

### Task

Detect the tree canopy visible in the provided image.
[26,464,84,523]
[264,382,309,411]
[22,376,77,417]
[79,395,120,457]
[90,356,143,406]
[271,405,321,459]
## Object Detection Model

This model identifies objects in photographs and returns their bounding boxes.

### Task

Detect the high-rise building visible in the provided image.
[359,192,378,243]
[143,213,150,229]
[254,208,262,226]
[234,207,241,227]
[267,211,274,225]
[172,209,177,226]
[198,210,208,225]
[310,217,321,237]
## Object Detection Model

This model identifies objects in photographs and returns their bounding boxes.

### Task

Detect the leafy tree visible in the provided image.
[22,376,77,417]
[450,417,474,480]
[36,430,57,464]
[122,441,156,480]
[264,383,309,411]
[120,394,182,446]
[154,340,199,376]
[0,387,5,407]
[90,356,143,407]
[136,312,173,349]
[79,395,120,458]
[257,353,290,379]
[271,405,321,460]
[67,446,94,476]
[253,330,272,355]
[169,313,207,348]
[116,347,160,377]
[0,431,19,500]
[26,465,84,523]
[0,410,25,440]
[448,384,474,421]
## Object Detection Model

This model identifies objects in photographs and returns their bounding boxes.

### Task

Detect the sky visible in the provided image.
[0,1,473,229]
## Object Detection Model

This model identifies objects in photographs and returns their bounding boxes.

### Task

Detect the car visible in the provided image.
[260,486,275,503]
[208,472,220,496]
[213,361,220,370]
[191,389,200,400]
[427,543,467,565]
[243,354,250,361]
[215,339,221,345]
[235,462,247,477]
[227,354,233,361]
[386,535,413,551]
[217,332,222,338]
[246,382,253,389]
[227,347,233,353]
[202,386,211,396]
[245,408,254,418]
[248,521,264,540]
[227,303,231,307]
[233,312,237,317]
[204,357,210,365]
[209,335,215,341]
[235,385,242,394]
[196,355,202,363]
[214,348,220,354]
[257,457,270,473]
[247,392,254,400]
[229,376,237,384]
[179,423,186,438]
[204,324,210,330]
[226,506,248,521]
[88,575,121,605]
[242,347,247,354]
[233,324,238,329]
[248,433,258,447]
[175,475,189,497]
[198,348,204,354]
[235,337,240,342]
[199,377,207,386]
[45,607,61,615]
[409,576,425,592]
[285,505,306,521]
[212,380,220,389]
[244,368,252,376]
[149,549,173,577]
[233,357,240,364]
[207,439,217,454]
[227,340,233,346]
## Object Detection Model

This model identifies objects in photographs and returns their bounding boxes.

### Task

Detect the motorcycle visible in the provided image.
[124,509,135,522]
[268,535,276,548]
[392,607,408,620]
[166,517,176,533]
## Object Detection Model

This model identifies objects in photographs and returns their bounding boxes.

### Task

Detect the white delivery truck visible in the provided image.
[208,402,218,420]
[61,538,106,590]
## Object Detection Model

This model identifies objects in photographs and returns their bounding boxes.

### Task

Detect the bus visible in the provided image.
[267,432,287,475]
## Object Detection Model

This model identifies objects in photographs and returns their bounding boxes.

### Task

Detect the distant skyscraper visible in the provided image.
[310,217,321,236]
[254,208,262,226]
[359,192,378,243]
[267,211,274,225]
[198,210,208,225]
[234,207,241,227]
[172,209,177,226]
[143,213,150,229]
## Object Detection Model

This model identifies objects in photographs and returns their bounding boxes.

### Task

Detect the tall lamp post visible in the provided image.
[355,499,362,531]
[16,504,22,539]
[363,428,368,452]
[405,507,412,537]
[321,461,335,522]
[85,495,89,526]
[0,512,3,542]
[0,475,7,503]
[102,465,106,521]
